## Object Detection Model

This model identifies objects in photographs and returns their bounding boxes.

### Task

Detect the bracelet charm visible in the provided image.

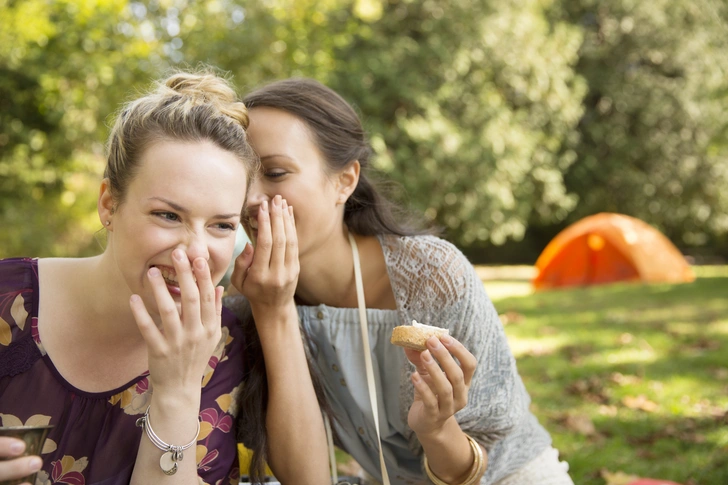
[160,451,178,475]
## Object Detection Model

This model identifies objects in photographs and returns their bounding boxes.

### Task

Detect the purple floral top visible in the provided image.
[0,258,244,485]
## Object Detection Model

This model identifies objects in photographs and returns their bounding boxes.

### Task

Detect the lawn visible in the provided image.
[487,265,728,485]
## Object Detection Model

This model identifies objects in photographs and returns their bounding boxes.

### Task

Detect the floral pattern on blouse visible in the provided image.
[108,375,152,415]
[0,293,28,345]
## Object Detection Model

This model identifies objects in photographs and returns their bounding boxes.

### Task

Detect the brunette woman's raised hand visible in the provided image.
[230,195,299,315]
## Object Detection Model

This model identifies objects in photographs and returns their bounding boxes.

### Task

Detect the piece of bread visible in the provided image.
[390,320,450,351]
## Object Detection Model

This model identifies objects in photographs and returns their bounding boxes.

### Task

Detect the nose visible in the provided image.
[180,230,209,263]
[246,177,269,208]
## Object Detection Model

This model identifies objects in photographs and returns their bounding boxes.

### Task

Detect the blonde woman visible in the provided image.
[0,72,328,485]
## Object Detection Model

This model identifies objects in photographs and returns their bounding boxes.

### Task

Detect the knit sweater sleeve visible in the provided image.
[381,235,529,453]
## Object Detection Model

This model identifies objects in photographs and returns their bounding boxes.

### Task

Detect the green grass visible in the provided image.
[490,270,728,484]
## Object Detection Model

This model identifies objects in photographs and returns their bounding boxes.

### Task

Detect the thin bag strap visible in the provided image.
[348,232,391,485]
[325,414,338,484]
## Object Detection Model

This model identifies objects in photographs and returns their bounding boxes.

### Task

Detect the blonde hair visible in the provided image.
[105,70,258,203]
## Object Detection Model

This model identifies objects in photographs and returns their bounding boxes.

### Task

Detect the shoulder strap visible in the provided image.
[348,232,391,485]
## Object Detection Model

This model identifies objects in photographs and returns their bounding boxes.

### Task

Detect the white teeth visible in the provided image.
[159,267,178,284]
[152,265,198,285]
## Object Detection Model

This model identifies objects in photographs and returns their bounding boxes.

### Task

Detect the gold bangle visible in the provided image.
[462,435,485,485]
[423,434,485,485]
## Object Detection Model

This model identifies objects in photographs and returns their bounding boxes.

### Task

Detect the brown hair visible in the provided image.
[237,78,431,483]
[105,70,258,205]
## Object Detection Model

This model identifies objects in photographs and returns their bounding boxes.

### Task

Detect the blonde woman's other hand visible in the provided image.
[0,437,43,484]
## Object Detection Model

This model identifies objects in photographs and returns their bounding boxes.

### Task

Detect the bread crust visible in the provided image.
[390,325,448,351]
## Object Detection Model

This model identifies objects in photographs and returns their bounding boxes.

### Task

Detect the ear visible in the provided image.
[98,178,116,229]
[336,160,360,206]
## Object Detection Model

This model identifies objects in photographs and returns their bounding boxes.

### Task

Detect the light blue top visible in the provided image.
[298,305,424,484]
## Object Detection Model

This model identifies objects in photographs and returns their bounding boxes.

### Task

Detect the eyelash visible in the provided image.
[264,170,287,179]
[154,211,179,222]
[215,223,237,231]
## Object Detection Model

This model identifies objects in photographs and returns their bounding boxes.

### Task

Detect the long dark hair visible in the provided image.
[236,78,432,483]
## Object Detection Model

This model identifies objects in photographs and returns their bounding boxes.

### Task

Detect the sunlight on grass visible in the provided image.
[692,265,728,277]
[601,346,658,365]
[507,335,567,358]
[482,280,533,301]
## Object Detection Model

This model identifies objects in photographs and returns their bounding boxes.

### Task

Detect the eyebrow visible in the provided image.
[150,197,241,219]
[260,154,293,161]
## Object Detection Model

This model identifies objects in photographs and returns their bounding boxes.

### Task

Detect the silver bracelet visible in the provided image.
[136,405,201,475]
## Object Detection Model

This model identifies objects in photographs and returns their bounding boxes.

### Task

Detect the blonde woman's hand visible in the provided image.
[230,195,299,313]
[130,248,223,397]
[405,335,477,438]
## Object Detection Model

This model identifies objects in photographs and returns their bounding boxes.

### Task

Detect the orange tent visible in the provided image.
[532,213,695,290]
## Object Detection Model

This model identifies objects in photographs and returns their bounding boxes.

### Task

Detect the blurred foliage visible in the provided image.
[1,0,726,260]
[0,0,157,256]
[552,0,728,255]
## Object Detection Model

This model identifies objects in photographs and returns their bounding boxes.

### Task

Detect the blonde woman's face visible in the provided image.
[107,139,247,317]
[243,107,344,258]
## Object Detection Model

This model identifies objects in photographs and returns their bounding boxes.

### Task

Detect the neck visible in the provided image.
[73,254,144,341]
[296,227,358,308]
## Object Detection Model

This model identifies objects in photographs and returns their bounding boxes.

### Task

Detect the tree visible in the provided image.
[553,0,728,257]
[0,0,156,257]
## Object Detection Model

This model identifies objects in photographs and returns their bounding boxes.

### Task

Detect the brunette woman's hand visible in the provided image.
[405,335,477,438]
[0,437,42,484]
[230,195,299,312]
[130,248,223,396]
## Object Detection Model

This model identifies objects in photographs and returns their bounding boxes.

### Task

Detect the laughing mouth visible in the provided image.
[152,265,180,286]
[151,265,199,286]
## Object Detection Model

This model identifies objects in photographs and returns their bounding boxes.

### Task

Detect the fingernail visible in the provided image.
[422,350,432,363]
[130,294,141,304]
[10,440,24,454]
[243,242,253,253]
[173,249,184,261]
[412,372,421,383]
[441,335,453,345]
[261,201,268,212]
[272,195,280,206]
[28,457,42,471]
[428,337,441,350]
[288,206,294,218]
[148,267,161,277]
[194,258,206,270]
[282,199,288,210]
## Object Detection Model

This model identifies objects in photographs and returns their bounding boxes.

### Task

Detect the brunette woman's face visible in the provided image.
[244,107,347,257]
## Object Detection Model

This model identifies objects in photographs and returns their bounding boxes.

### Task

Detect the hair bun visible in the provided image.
[164,71,250,129]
